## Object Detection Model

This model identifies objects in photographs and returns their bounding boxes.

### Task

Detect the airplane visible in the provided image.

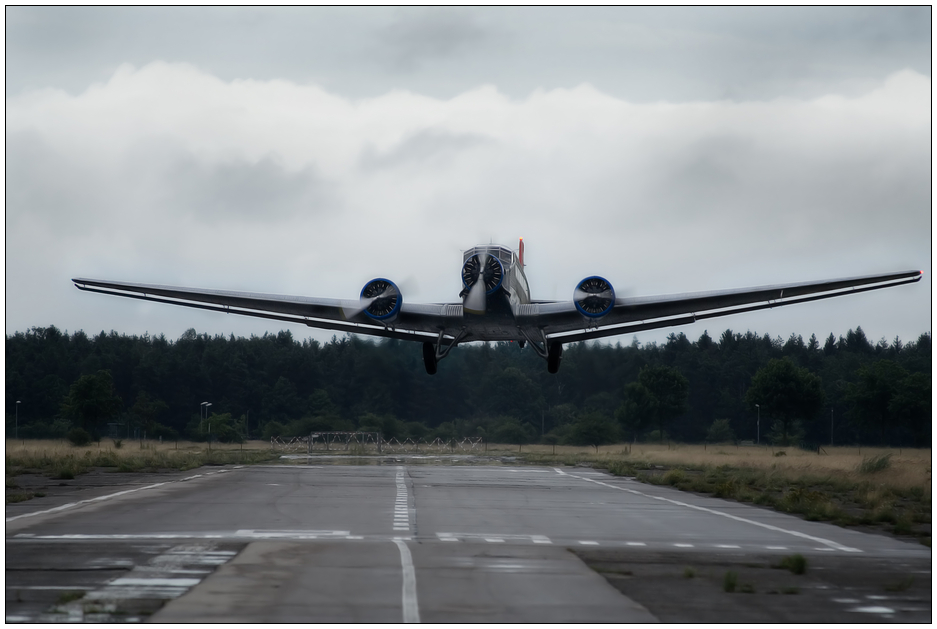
[73,239,922,375]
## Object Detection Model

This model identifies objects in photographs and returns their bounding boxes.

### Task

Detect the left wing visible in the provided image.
[72,278,463,342]
[519,270,922,343]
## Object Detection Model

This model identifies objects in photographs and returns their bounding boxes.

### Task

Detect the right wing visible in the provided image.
[518,269,923,343]
[72,278,464,342]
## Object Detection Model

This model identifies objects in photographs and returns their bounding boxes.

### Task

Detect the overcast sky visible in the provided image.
[6,6,932,349]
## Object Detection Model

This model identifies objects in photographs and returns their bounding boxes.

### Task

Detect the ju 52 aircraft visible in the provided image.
[73,239,921,374]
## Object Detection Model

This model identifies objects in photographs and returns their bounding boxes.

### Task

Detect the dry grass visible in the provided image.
[510,444,931,490]
[5,439,277,482]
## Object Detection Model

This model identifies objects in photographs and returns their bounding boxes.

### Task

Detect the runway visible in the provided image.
[6,462,931,622]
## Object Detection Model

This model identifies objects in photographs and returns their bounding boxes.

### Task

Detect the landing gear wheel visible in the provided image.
[422,342,438,375]
[547,342,563,374]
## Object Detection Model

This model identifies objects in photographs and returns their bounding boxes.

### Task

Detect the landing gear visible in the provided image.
[422,329,468,375]
[547,342,563,374]
[422,342,437,375]
[518,329,564,374]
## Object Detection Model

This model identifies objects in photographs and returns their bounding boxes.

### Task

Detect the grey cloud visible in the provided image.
[156,152,333,223]
[374,10,489,71]
[359,129,492,171]
[6,130,113,236]
[10,7,926,102]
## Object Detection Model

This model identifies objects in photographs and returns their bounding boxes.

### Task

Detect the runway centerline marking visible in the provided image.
[394,466,412,533]
[568,473,861,553]
[393,539,420,623]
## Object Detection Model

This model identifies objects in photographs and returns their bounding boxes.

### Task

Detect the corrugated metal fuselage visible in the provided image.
[460,245,533,342]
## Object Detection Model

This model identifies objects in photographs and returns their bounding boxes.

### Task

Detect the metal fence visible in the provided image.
[270,433,485,454]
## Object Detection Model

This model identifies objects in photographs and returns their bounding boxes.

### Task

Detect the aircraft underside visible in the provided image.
[72,240,921,376]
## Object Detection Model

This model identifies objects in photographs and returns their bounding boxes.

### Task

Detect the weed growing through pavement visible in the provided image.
[776,554,807,575]
[723,571,738,592]
[56,591,85,605]
[884,576,915,592]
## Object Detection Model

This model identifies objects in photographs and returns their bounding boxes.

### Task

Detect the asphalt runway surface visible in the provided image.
[6,461,931,622]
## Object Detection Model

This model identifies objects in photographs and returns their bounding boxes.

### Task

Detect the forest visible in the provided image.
[5,324,931,448]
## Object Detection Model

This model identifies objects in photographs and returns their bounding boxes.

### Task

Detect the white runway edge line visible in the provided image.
[393,538,421,623]
[555,468,861,553]
[5,470,232,523]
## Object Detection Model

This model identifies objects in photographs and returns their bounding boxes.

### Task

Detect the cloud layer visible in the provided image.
[6,62,930,345]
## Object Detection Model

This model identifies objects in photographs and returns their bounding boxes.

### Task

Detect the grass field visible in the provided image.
[5,438,278,483]
[5,438,931,544]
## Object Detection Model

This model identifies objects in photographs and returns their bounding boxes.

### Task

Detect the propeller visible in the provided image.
[462,249,503,315]
[573,286,615,302]
[344,279,401,320]
[574,276,616,318]
[464,250,488,315]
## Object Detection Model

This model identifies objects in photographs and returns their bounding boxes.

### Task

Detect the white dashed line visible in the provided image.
[626,542,646,546]
[674,543,694,548]
[394,466,411,533]
[579,541,599,546]
[715,544,741,549]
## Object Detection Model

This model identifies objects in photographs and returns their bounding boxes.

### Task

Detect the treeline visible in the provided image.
[5,325,931,447]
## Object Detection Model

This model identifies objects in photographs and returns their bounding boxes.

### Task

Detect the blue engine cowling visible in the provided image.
[360,278,402,322]
[574,276,615,318]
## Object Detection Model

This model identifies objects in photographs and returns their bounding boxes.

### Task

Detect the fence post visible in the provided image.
[378,432,382,455]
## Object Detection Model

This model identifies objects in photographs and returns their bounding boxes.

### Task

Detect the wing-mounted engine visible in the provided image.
[574,276,615,319]
[360,278,402,322]
[461,251,504,314]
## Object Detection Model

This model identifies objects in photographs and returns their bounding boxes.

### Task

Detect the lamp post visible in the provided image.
[16,401,21,440]
[755,404,760,445]
[205,403,212,447]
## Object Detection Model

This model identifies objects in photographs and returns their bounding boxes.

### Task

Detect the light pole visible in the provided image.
[755,404,760,445]
[15,401,21,440]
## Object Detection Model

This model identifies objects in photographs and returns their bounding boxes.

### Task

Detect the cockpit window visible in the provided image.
[463,245,514,266]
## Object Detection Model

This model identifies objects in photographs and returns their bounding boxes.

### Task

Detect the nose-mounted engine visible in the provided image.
[574,276,615,319]
[461,252,504,314]
[461,253,504,295]
[359,278,402,322]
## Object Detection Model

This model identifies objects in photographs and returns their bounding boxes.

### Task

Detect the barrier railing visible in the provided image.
[270,434,485,454]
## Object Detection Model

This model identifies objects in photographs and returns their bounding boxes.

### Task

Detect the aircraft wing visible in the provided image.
[72,278,462,342]
[523,270,923,343]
